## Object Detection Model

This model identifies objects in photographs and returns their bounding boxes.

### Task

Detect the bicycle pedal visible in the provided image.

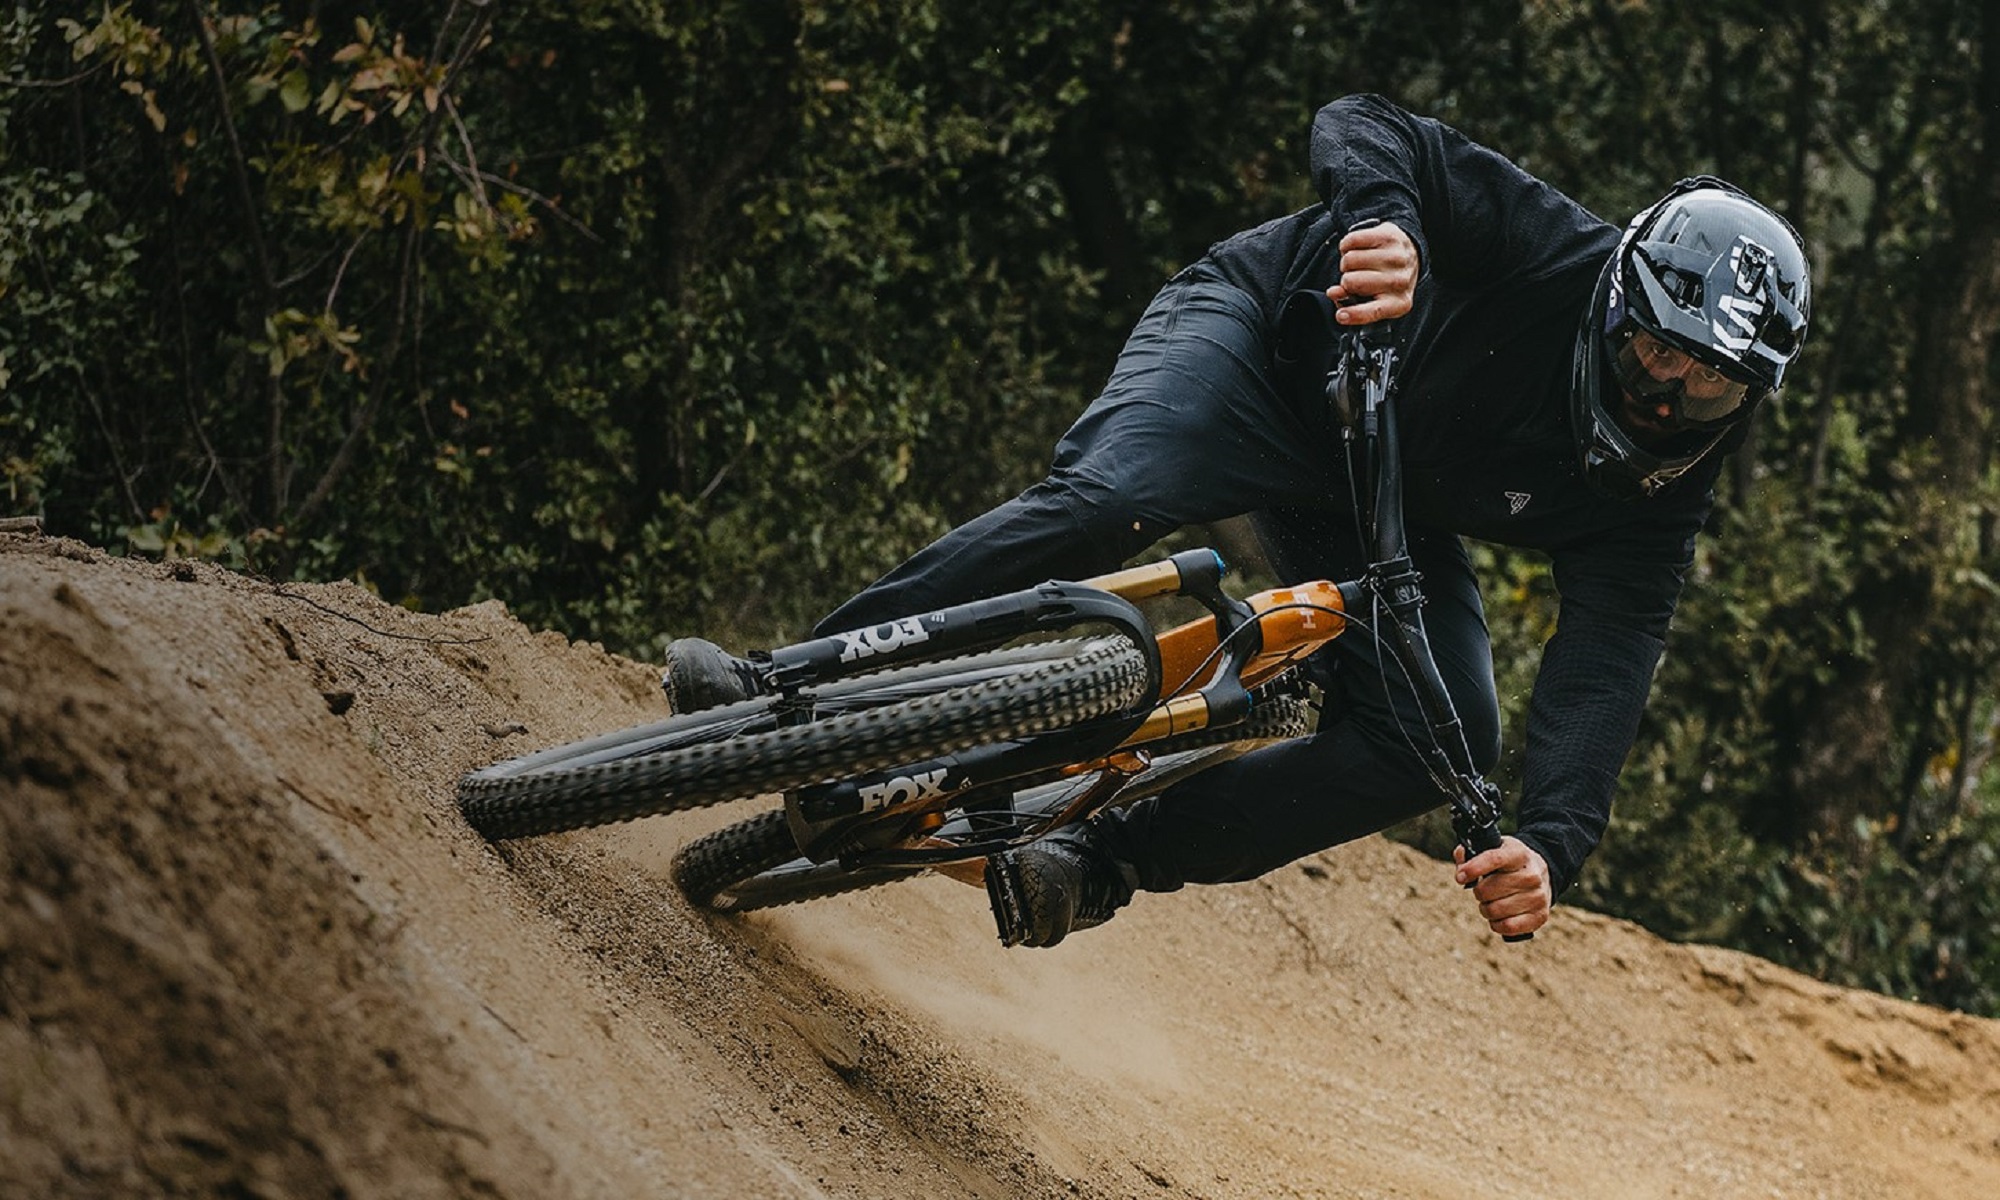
[983,853,1029,947]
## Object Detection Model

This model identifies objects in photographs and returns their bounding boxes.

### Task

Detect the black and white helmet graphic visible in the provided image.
[1572,177,1812,500]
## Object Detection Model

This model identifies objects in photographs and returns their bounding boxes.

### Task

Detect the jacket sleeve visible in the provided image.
[1513,519,1702,896]
[1310,94,1608,291]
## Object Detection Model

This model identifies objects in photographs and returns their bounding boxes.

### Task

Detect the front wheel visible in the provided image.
[458,637,1149,840]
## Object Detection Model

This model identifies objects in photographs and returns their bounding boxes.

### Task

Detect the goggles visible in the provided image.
[1612,329,1754,425]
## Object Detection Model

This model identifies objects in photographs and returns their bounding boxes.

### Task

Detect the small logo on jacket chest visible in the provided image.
[1504,490,1533,516]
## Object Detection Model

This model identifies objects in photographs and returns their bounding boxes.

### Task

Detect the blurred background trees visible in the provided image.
[5,0,1996,1012]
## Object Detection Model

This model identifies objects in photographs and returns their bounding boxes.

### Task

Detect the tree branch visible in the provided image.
[0,61,109,89]
[291,219,422,531]
[192,7,277,304]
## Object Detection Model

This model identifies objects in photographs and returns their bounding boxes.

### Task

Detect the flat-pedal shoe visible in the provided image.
[661,638,770,713]
[984,823,1134,948]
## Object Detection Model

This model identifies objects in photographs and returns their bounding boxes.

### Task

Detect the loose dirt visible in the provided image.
[4,530,1998,1199]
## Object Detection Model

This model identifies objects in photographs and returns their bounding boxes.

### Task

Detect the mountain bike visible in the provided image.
[457,298,1525,942]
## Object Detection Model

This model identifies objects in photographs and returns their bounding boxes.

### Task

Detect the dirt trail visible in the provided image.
[4,531,1998,1199]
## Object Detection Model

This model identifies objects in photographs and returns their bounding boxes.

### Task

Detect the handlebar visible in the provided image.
[1327,306,1533,943]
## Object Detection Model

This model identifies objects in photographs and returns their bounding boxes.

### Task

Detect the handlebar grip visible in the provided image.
[1335,219,1402,346]
[1459,824,1535,944]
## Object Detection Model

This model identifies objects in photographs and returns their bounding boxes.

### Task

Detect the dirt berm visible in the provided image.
[4,531,1999,1199]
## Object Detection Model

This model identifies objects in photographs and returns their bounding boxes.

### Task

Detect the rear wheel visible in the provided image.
[458,638,1149,840]
[673,691,1314,912]
[672,810,918,912]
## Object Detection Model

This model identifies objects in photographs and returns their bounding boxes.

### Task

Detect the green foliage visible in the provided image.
[4,0,1997,1012]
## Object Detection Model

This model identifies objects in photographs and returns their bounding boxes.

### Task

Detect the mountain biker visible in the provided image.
[664,94,1812,947]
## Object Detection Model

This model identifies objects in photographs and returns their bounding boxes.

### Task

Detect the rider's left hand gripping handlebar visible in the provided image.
[1455,795,1534,944]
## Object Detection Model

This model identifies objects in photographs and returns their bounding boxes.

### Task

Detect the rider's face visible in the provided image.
[1615,386,1680,446]
[1609,328,1754,447]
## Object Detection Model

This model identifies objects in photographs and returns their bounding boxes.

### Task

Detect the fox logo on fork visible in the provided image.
[835,617,931,664]
[858,767,949,813]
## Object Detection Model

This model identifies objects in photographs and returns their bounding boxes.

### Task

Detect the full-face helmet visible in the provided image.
[1572,177,1812,499]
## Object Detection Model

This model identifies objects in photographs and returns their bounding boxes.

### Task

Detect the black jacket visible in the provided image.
[1205,94,1720,895]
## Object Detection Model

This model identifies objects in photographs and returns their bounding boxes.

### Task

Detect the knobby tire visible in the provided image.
[458,638,1148,840]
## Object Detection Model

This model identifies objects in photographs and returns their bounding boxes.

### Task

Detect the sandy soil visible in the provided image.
[4,529,1999,1199]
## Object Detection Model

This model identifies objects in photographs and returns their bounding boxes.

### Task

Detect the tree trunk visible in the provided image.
[1786,9,2000,843]
[1051,106,1143,307]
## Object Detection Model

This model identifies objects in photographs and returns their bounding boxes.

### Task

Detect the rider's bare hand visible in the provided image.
[1453,836,1552,939]
[1328,221,1419,324]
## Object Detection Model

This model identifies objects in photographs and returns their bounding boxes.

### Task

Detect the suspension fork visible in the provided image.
[1089,547,1262,728]
[765,578,1162,701]
[780,548,1249,863]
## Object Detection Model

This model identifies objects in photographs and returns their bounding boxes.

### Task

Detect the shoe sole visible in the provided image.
[984,853,1031,947]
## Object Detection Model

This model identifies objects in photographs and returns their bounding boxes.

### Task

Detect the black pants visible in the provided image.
[814,267,1500,892]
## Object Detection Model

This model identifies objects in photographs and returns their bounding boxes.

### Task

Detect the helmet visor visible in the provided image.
[1613,329,1753,425]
